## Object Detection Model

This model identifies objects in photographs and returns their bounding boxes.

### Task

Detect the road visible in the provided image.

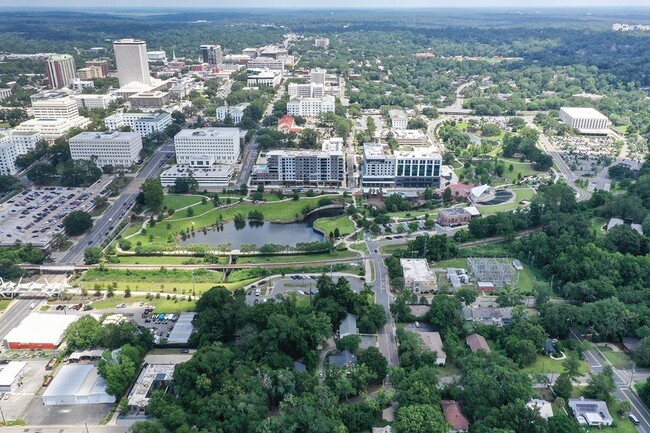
[0,426,129,433]
[571,330,650,433]
[366,235,399,366]
[58,143,175,264]
[0,298,39,340]
[234,141,258,186]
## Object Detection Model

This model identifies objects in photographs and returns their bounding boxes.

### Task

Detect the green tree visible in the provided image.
[426,295,463,337]
[84,247,104,265]
[64,316,103,350]
[585,365,616,403]
[63,210,93,236]
[395,404,449,433]
[358,347,388,382]
[141,179,164,210]
[455,287,478,306]
[562,354,582,381]
[336,334,361,353]
[553,373,573,400]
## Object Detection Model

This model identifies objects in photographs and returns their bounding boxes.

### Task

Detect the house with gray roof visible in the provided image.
[338,313,358,338]
[568,398,613,427]
[328,350,357,367]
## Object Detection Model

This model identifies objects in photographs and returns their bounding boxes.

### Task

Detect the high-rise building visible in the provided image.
[46,54,76,89]
[310,68,326,86]
[362,143,441,189]
[286,95,335,117]
[200,45,223,67]
[113,39,151,87]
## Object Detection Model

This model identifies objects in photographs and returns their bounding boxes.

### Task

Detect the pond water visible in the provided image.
[178,220,324,248]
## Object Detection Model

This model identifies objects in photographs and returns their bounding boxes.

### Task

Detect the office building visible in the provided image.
[32,96,80,119]
[74,93,117,111]
[251,149,345,187]
[174,128,241,165]
[147,51,167,63]
[69,78,94,93]
[310,68,326,85]
[259,45,288,59]
[437,206,481,226]
[85,60,110,77]
[129,90,170,108]
[314,37,330,49]
[200,44,223,67]
[113,39,151,87]
[288,82,325,98]
[105,112,172,136]
[10,130,42,154]
[0,134,18,175]
[361,143,441,189]
[247,57,284,71]
[559,107,610,135]
[46,54,76,89]
[286,95,335,117]
[160,164,234,188]
[216,103,250,124]
[14,117,91,142]
[400,258,437,294]
[247,69,282,88]
[392,129,429,146]
[69,131,142,168]
[389,109,408,129]
[77,66,104,80]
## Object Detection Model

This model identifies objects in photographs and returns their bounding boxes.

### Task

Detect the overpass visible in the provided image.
[303,203,346,219]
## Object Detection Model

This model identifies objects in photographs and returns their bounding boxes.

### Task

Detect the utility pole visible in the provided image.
[0,404,5,425]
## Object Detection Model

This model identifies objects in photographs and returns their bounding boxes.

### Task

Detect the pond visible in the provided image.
[178,220,324,249]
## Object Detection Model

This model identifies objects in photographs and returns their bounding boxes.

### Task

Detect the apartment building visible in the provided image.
[104,112,172,137]
[251,149,345,187]
[69,131,143,168]
[77,66,104,80]
[174,128,241,165]
[361,143,441,189]
[286,95,335,117]
[200,45,223,67]
[216,103,250,124]
[46,54,76,89]
[85,60,110,77]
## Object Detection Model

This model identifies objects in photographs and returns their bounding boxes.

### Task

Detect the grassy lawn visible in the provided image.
[0,299,12,311]
[261,193,284,202]
[598,345,634,368]
[522,353,590,375]
[497,158,546,184]
[477,187,536,216]
[128,195,343,246]
[591,217,608,236]
[438,362,461,377]
[387,210,435,219]
[350,242,369,253]
[91,203,109,217]
[433,258,469,269]
[115,255,225,265]
[379,244,407,254]
[237,249,359,264]
[313,216,356,236]
[163,194,206,210]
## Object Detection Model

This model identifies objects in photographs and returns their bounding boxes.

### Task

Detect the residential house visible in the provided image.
[338,313,358,338]
[527,399,554,419]
[465,333,490,353]
[568,398,613,427]
[328,350,357,367]
[441,400,470,433]
[462,307,513,327]
[418,331,446,365]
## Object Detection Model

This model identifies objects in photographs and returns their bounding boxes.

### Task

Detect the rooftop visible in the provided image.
[128,364,176,408]
[389,109,407,120]
[4,314,79,346]
[527,399,554,419]
[161,164,234,178]
[0,361,27,386]
[400,259,435,281]
[418,331,446,359]
[441,400,470,431]
[175,128,241,140]
[465,333,491,353]
[167,312,196,344]
[43,364,112,400]
[339,313,358,337]
[71,131,140,141]
[328,350,357,367]
[560,107,609,120]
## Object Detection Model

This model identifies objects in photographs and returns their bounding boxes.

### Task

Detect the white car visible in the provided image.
[116,303,127,308]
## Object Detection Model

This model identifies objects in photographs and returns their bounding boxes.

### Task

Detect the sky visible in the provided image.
[3,0,650,7]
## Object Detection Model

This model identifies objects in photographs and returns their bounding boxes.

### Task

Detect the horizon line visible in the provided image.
[3,5,650,9]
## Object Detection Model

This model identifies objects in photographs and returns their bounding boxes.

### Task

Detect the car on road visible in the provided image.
[629,415,640,425]
[116,303,126,308]
[180,349,190,354]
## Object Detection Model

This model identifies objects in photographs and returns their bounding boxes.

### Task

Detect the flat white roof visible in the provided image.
[560,107,608,119]
[175,128,241,140]
[400,258,435,281]
[4,314,79,346]
[0,361,27,386]
[43,364,112,399]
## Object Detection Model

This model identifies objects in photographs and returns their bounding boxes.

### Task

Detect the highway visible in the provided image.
[571,330,650,433]
[58,143,175,264]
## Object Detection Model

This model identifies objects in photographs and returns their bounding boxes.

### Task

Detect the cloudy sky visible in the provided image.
[2,0,649,7]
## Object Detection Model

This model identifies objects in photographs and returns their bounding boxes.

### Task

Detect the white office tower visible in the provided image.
[174,128,241,165]
[0,133,18,175]
[113,39,151,87]
[310,68,326,86]
[69,131,143,168]
[32,97,80,120]
[10,131,42,154]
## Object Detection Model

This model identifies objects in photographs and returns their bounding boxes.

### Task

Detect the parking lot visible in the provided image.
[0,359,48,421]
[245,275,366,305]
[0,181,110,247]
